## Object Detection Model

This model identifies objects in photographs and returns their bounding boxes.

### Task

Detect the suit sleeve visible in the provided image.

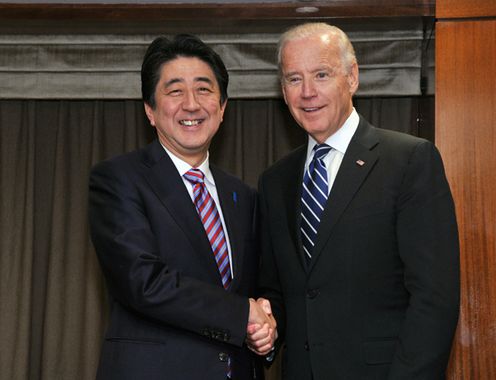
[389,141,460,379]
[88,160,250,347]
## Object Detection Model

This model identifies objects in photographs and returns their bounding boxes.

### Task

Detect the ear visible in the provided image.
[348,62,359,95]
[219,99,228,122]
[144,102,156,127]
[281,83,288,105]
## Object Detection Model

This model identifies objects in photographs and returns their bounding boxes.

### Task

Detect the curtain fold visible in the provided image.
[0,97,432,379]
[0,100,35,380]
[0,17,434,99]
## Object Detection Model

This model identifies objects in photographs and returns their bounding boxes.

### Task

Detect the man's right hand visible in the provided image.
[246,298,278,355]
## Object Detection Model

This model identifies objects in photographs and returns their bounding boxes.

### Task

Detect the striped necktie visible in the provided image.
[301,144,332,263]
[184,169,231,289]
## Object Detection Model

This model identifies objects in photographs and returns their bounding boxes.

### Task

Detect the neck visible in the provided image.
[158,137,208,168]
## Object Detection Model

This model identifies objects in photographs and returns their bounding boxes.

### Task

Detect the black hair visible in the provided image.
[141,34,228,108]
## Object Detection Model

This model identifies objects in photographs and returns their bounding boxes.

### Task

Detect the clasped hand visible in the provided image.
[246,298,278,355]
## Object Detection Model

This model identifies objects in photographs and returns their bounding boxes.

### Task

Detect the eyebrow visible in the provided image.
[283,71,300,78]
[164,76,214,88]
[164,78,182,87]
[283,67,337,82]
[195,77,214,85]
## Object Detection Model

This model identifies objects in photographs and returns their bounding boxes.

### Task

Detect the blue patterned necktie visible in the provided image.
[301,144,332,263]
[183,169,231,289]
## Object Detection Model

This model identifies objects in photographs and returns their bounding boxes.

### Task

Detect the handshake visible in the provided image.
[246,298,278,356]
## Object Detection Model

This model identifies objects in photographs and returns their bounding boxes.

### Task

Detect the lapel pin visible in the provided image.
[232,191,237,204]
[356,159,365,167]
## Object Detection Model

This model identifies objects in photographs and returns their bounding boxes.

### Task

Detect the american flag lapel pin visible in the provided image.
[356,159,365,167]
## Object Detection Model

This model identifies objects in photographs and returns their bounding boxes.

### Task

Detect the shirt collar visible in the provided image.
[306,108,359,160]
[160,143,214,186]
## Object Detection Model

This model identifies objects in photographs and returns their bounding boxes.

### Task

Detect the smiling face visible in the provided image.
[144,56,226,167]
[280,33,358,143]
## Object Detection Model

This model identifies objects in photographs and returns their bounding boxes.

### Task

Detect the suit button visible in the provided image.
[307,288,319,299]
[304,341,310,351]
[218,352,229,362]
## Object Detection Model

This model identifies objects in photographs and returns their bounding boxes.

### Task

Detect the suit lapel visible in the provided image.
[281,146,308,270]
[308,118,380,273]
[211,166,242,291]
[141,140,221,284]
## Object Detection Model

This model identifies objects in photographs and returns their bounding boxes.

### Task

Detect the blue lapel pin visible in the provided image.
[232,191,237,204]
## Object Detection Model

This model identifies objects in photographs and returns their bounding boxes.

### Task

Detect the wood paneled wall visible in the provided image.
[437,0,496,18]
[436,1,496,378]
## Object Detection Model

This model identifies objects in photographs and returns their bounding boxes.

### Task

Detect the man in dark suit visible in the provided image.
[89,34,274,380]
[247,23,460,379]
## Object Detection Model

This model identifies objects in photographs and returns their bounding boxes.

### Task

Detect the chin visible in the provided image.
[303,125,327,135]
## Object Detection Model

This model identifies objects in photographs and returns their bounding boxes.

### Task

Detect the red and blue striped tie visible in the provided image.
[184,169,231,289]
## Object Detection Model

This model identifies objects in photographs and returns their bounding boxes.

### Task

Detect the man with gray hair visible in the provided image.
[247,23,460,380]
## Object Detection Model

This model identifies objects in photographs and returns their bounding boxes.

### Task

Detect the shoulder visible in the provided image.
[357,120,447,181]
[260,145,306,181]
[92,150,139,171]
[376,128,429,148]
[90,140,160,177]
[90,152,139,185]
[357,117,437,162]
[356,115,429,151]
[374,128,440,164]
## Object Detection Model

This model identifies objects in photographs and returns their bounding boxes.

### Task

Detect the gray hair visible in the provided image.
[277,22,357,77]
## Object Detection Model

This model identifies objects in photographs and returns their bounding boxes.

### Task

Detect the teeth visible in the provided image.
[303,107,319,112]
[180,120,201,126]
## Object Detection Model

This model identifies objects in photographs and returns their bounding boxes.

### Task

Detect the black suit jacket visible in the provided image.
[258,116,460,380]
[89,140,262,379]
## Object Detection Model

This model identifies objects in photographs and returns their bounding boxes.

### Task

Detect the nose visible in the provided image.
[183,90,201,112]
[301,79,317,99]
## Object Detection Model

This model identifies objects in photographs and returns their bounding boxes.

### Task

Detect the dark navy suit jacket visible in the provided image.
[89,139,262,379]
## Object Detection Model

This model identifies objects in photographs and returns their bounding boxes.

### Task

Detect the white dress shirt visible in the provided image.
[161,145,234,277]
[304,108,360,194]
